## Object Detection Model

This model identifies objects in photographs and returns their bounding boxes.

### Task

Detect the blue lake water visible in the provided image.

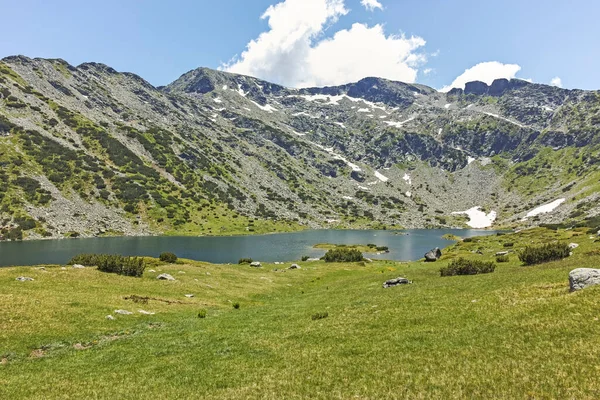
[0,229,500,267]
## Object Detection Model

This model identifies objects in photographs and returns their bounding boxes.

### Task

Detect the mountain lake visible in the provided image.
[0,229,504,267]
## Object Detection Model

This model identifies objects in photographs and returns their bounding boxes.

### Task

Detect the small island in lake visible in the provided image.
[313,243,390,253]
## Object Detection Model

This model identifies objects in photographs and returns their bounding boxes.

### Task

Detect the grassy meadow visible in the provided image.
[1,227,600,399]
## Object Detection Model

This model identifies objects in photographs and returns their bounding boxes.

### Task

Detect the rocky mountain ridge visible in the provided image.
[0,55,599,240]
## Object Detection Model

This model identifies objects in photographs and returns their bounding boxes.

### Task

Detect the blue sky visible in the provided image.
[1,0,599,90]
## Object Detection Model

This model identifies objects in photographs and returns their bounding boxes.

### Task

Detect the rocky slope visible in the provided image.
[1,55,599,240]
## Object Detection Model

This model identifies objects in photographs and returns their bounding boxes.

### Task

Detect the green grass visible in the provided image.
[1,228,600,398]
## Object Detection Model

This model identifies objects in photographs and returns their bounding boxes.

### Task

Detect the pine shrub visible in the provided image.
[440,258,496,276]
[322,248,364,263]
[68,254,146,277]
[496,255,510,263]
[159,252,178,263]
[518,242,570,265]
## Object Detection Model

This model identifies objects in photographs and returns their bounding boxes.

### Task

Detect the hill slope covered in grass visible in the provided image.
[1,228,600,398]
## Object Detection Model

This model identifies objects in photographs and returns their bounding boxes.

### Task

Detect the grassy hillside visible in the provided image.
[1,228,600,398]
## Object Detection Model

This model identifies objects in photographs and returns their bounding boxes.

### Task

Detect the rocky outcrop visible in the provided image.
[424,248,442,262]
[157,273,175,281]
[383,277,412,288]
[569,268,600,291]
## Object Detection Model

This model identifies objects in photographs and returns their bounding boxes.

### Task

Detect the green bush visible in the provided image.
[238,258,253,264]
[233,302,240,309]
[463,237,473,243]
[503,242,514,247]
[496,255,509,263]
[159,252,178,263]
[518,242,571,265]
[322,248,364,263]
[311,312,329,320]
[440,258,496,277]
[68,254,145,277]
[197,309,207,319]
[301,256,310,261]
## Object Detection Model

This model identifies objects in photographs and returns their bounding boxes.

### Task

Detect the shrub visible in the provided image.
[301,256,310,261]
[68,254,145,277]
[311,312,329,320]
[496,255,510,263]
[518,242,571,266]
[463,237,473,243]
[159,252,178,263]
[233,302,240,309]
[375,246,389,252]
[322,248,364,263]
[503,242,514,247]
[238,258,253,264]
[197,309,207,318]
[440,258,496,277]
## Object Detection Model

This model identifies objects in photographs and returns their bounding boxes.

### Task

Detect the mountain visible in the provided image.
[1,55,599,240]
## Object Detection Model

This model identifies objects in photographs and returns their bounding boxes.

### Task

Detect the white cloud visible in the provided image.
[222,0,426,88]
[422,68,433,76]
[440,61,521,92]
[361,0,383,11]
[550,76,562,88]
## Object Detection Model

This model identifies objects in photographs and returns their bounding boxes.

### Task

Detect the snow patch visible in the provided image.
[250,101,277,113]
[452,207,497,229]
[525,198,566,218]
[374,171,389,182]
[403,173,412,185]
[357,108,370,113]
[384,117,415,128]
[467,156,476,165]
[444,104,451,109]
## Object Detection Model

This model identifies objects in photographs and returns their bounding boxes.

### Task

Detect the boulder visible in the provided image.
[15,276,34,282]
[569,243,579,249]
[250,261,262,267]
[185,294,195,298]
[350,170,366,182]
[72,264,85,269]
[424,247,442,262]
[383,277,412,288]
[105,315,115,320]
[114,309,133,315]
[157,273,175,281]
[569,268,600,291]
[289,264,301,270]
[495,251,509,256]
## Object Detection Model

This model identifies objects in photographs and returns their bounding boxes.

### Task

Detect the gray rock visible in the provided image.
[185,294,195,298]
[568,243,579,249]
[148,269,156,273]
[106,315,115,320]
[495,251,509,256]
[15,276,34,282]
[138,310,155,315]
[569,268,600,291]
[383,277,412,288]
[250,261,262,267]
[289,264,301,269]
[72,264,85,269]
[114,309,133,315]
[157,273,176,281]
[424,247,442,262]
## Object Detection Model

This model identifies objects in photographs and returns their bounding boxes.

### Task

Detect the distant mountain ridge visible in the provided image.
[0,55,599,240]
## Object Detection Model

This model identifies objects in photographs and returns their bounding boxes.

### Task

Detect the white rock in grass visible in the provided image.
[15,276,34,281]
[289,264,301,270]
[569,268,600,292]
[106,315,115,320]
[157,273,176,281]
[138,310,155,315]
[250,261,262,267]
[185,294,195,298]
[72,264,85,269]
[114,310,133,315]
[569,243,579,249]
